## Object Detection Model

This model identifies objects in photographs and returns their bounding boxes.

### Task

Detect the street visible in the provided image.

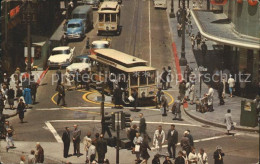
[0,0,259,163]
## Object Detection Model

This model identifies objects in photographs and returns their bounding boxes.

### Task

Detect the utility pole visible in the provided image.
[4,0,8,71]
[101,82,105,133]
[179,0,187,66]
[169,0,175,18]
[26,0,32,75]
[116,112,120,164]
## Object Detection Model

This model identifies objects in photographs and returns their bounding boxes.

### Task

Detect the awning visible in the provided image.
[191,10,260,50]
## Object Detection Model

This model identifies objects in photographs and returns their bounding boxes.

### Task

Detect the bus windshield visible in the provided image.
[68,23,81,28]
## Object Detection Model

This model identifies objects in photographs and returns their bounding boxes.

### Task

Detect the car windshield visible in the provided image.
[68,23,81,28]
[92,43,109,49]
[73,57,87,63]
[72,14,86,19]
[52,50,70,55]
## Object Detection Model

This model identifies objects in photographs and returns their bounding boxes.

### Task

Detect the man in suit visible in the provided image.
[96,134,107,163]
[166,124,178,159]
[62,127,70,158]
[72,124,81,157]
[57,83,66,106]
[139,113,146,135]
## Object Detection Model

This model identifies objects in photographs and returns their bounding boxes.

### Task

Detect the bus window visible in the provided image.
[130,73,138,86]
[99,14,104,22]
[148,71,155,84]
[139,72,147,86]
[105,14,110,22]
[111,14,116,22]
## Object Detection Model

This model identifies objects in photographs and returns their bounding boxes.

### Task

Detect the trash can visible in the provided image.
[240,100,258,127]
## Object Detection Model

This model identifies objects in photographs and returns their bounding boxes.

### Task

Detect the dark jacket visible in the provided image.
[174,156,185,164]
[214,150,224,164]
[161,71,168,82]
[72,128,81,141]
[30,82,38,95]
[139,117,146,133]
[201,43,207,55]
[163,159,173,164]
[187,134,194,147]
[140,141,151,160]
[166,129,178,145]
[36,146,44,163]
[96,138,107,155]
[62,130,70,144]
[57,84,65,97]
[7,89,15,99]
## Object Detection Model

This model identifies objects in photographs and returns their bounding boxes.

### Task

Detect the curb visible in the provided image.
[184,108,259,133]
[172,42,182,82]
[37,67,49,85]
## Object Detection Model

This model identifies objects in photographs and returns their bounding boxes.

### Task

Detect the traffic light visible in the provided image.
[121,112,131,129]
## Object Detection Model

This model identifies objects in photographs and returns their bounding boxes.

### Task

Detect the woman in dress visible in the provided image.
[133,133,143,163]
[140,134,151,164]
[224,109,233,135]
[17,99,26,123]
[23,87,32,109]
[189,83,195,105]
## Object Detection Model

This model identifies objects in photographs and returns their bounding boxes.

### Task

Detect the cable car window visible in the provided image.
[140,72,147,86]
[99,14,104,22]
[130,73,138,86]
[105,14,110,22]
[111,14,116,22]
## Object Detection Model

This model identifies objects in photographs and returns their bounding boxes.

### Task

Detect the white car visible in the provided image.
[90,40,110,55]
[66,54,91,73]
[47,46,75,68]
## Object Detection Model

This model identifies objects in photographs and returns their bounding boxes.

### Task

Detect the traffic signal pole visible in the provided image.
[116,112,120,164]
[101,82,105,134]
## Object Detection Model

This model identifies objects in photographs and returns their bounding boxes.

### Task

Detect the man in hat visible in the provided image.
[213,146,225,164]
[72,124,81,157]
[62,127,71,158]
[4,121,14,152]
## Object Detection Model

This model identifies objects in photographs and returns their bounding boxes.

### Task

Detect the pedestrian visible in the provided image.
[153,125,165,154]
[132,89,138,111]
[163,156,173,164]
[156,88,162,109]
[129,124,138,148]
[186,130,194,147]
[201,41,207,56]
[88,141,96,163]
[62,127,70,158]
[0,90,5,114]
[166,124,178,159]
[86,37,90,49]
[16,86,23,101]
[197,148,208,164]
[189,82,195,105]
[83,68,90,91]
[17,99,26,123]
[172,96,182,121]
[96,134,107,163]
[74,69,81,89]
[29,76,38,104]
[206,85,214,112]
[179,80,186,100]
[57,83,66,106]
[72,124,81,157]
[213,146,225,164]
[161,67,168,90]
[190,34,195,49]
[188,147,198,164]
[182,151,188,164]
[139,113,147,136]
[167,66,172,88]
[7,87,15,110]
[174,151,185,164]
[56,65,62,85]
[186,21,192,36]
[1,85,8,108]
[35,142,44,163]
[161,92,168,116]
[176,8,182,23]
[20,155,26,164]
[102,113,112,138]
[195,32,202,49]
[64,70,73,91]
[185,81,190,100]
[83,131,92,163]
[140,134,151,164]
[113,85,121,109]
[227,75,235,97]
[3,73,10,89]
[217,82,225,105]
[23,87,32,108]
[224,109,234,135]
[4,121,14,152]
[181,132,191,156]
[152,154,160,164]
[133,132,143,162]
[14,67,21,88]
[28,150,36,164]
[184,65,192,83]
[239,77,246,97]
[177,23,182,37]
[221,77,226,99]
[21,72,30,89]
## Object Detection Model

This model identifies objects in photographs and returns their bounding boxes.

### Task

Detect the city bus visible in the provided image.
[154,0,167,9]
[97,1,120,35]
[88,49,157,106]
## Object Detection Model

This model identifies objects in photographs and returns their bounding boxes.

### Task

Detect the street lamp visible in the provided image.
[26,0,33,75]
[179,0,188,66]
[169,0,175,18]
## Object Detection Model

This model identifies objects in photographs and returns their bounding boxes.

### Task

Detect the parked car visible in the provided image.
[66,54,91,73]
[90,40,110,55]
[66,19,86,40]
[47,46,75,68]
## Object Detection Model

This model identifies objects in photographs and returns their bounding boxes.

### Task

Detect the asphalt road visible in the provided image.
[3,0,259,163]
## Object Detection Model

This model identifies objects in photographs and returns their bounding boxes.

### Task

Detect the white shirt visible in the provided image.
[198,152,208,164]
[228,78,235,87]
[153,130,165,145]
[188,152,198,164]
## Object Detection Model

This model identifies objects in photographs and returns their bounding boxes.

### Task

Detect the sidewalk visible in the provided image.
[166,0,259,132]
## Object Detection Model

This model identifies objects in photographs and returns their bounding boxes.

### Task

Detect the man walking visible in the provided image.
[172,96,182,121]
[4,121,14,152]
[83,132,92,163]
[72,124,81,157]
[217,82,225,105]
[57,83,66,106]
[153,125,165,154]
[102,113,112,138]
[62,127,70,158]
[29,76,38,104]
[206,85,214,112]
[228,75,235,98]
[166,124,178,159]
[179,81,186,100]
[97,134,107,163]
[35,142,44,163]
[161,67,168,90]
[201,41,207,62]
[139,113,147,135]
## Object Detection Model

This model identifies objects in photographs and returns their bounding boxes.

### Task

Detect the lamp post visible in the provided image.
[169,0,175,18]
[179,0,187,66]
[26,0,32,75]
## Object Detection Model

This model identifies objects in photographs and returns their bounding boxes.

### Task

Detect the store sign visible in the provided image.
[9,5,20,19]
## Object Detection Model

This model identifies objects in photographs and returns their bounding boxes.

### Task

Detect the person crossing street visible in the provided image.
[62,127,70,158]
